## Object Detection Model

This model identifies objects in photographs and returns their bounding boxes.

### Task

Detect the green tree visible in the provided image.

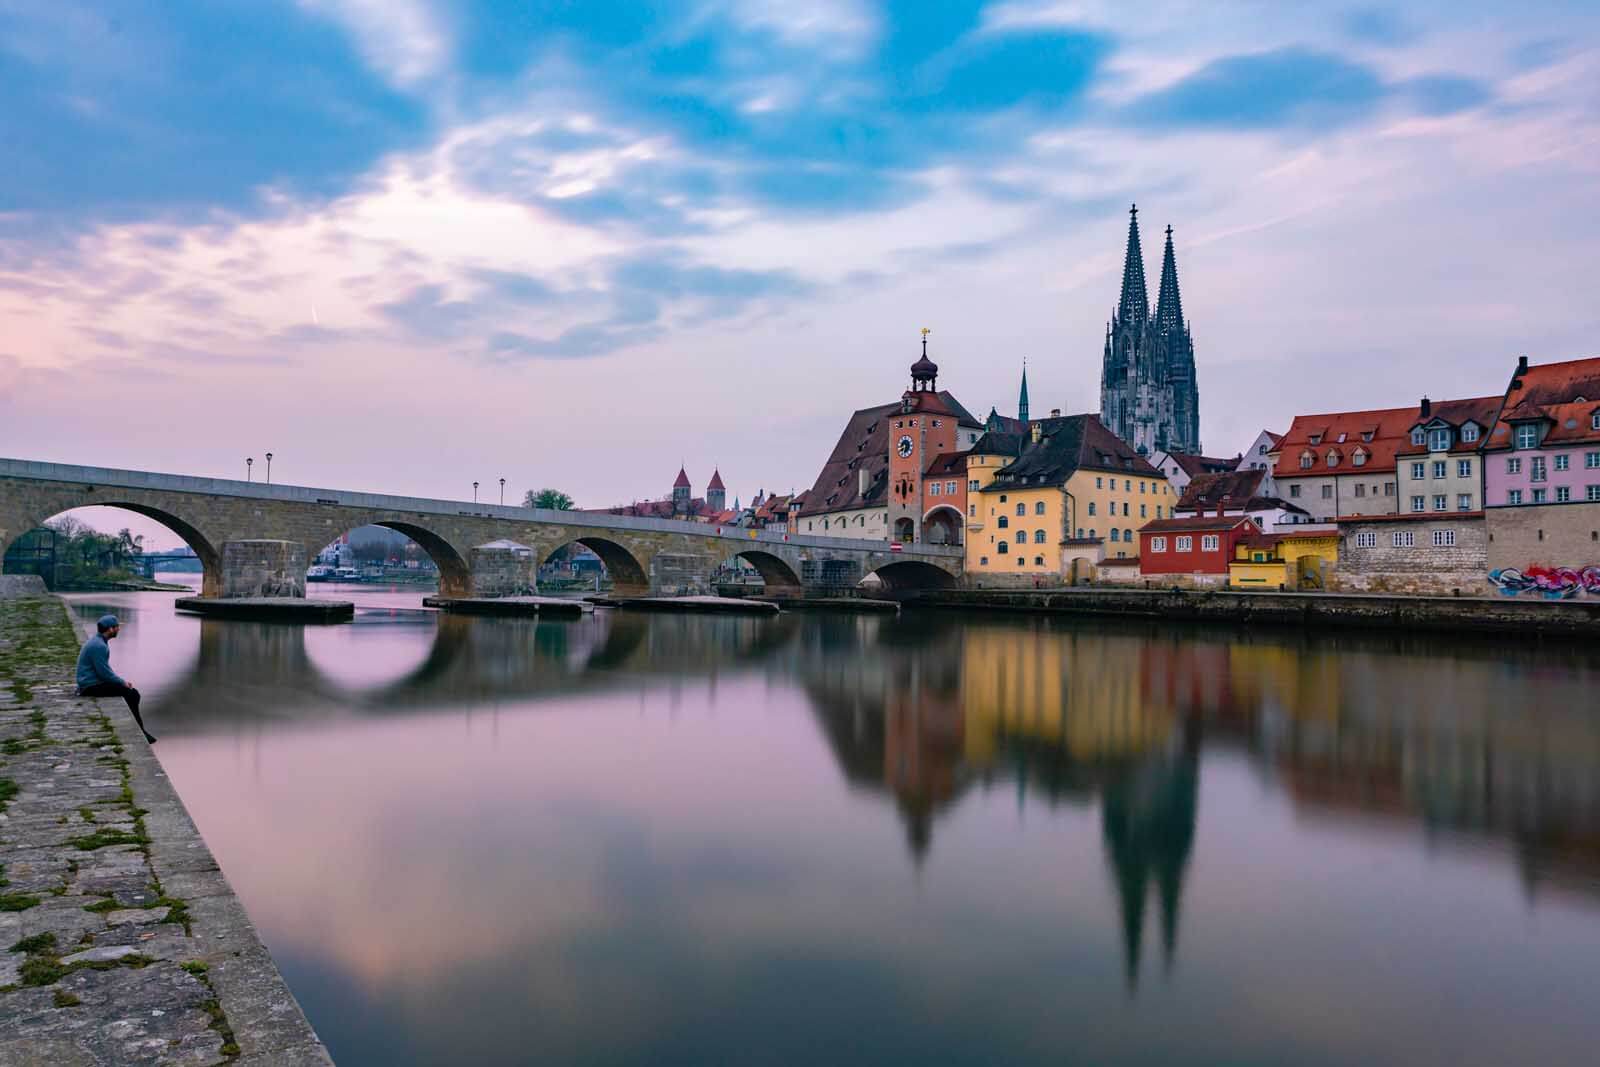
[523,488,575,510]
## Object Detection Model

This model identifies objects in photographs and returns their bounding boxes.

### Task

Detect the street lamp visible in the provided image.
[246,457,253,482]
[265,452,273,484]
[499,478,505,505]
[473,481,479,503]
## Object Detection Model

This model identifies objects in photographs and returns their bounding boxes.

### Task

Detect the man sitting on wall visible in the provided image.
[75,614,156,744]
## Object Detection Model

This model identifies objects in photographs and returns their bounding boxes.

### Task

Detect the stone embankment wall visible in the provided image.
[914,587,1600,637]
[0,594,331,1064]
[1333,520,1491,596]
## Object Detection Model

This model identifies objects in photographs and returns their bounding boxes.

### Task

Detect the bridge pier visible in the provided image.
[649,553,714,596]
[220,539,306,598]
[470,543,535,597]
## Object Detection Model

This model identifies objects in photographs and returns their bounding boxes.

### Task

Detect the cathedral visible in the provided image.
[1099,205,1201,455]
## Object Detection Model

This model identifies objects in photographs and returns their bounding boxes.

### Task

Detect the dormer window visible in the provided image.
[1592,411,1600,431]
[1410,428,1425,446]
[1299,451,1314,470]
[1428,427,1451,452]
[1326,450,1340,468]
[1461,423,1479,443]
[1308,434,1322,446]
[1361,431,1374,443]
[1352,449,1368,467]
[1515,424,1539,450]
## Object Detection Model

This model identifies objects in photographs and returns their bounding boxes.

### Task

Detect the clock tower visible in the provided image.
[887,329,959,544]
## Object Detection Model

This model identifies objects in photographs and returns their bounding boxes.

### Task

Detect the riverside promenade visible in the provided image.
[0,576,330,1065]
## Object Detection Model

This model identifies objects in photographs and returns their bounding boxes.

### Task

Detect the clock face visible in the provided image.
[897,435,914,458]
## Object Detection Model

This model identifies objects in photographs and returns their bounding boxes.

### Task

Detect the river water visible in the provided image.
[58,578,1600,1066]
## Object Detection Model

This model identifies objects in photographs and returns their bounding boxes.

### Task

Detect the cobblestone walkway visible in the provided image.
[0,590,331,1066]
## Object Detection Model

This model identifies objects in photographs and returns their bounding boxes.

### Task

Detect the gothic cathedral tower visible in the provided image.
[1099,206,1201,455]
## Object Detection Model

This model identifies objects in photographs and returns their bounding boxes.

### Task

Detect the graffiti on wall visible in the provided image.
[1487,566,1600,598]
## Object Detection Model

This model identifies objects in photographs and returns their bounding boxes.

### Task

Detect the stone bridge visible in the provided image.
[0,458,961,598]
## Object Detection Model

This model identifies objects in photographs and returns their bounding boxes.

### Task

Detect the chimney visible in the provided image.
[1517,355,1529,375]
[859,468,870,497]
[1050,408,1061,418]
[1420,396,1431,418]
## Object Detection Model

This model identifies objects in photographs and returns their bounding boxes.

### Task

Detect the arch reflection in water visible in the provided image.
[128,603,1600,1067]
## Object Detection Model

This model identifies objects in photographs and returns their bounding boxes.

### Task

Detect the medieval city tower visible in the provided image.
[887,330,959,544]
[1099,205,1201,455]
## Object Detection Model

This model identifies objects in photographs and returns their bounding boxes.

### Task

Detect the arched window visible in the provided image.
[1326,450,1340,468]
[822,519,829,530]
[1110,528,1120,542]
[998,541,1009,554]
[1015,503,1025,516]
[1352,449,1367,467]
[1034,501,1045,514]
[1124,528,1133,542]
[1076,527,1084,538]
[998,516,1009,529]
[1015,531,1026,544]
[1300,451,1314,469]
[1034,556,1044,566]
[1034,530,1046,543]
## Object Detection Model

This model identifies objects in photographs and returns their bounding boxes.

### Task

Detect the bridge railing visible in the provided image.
[1,457,961,559]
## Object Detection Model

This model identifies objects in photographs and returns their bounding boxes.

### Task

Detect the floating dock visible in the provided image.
[759,597,900,614]
[604,595,781,615]
[175,596,354,622]
[423,595,592,618]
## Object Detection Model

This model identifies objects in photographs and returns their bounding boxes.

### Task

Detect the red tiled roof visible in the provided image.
[673,467,691,489]
[1397,395,1502,456]
[1139,515,1257,534]
[1272,405,1417,477]
[1487,355,1600,449]
[706,468,726,491]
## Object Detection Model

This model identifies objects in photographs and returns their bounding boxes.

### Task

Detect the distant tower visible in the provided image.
[1018,361,1031,424]
[672,466,691,514]
[706,468,726,512]
[1099,206,1201,454]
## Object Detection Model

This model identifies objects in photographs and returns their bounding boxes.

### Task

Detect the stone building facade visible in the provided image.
[1335,514,1489,595]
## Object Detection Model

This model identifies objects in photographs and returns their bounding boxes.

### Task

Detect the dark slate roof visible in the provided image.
[1167,452,1239,478]
[1177,470,1309,517]
[981,414,1159,492]
[802,390,977,514]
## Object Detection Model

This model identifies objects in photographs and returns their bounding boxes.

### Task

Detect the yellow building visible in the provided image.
[1226,530,1340,590]
[966,413,1173,581]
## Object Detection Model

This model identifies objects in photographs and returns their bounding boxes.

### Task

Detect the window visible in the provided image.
[1151,536,1168,552]
[1076,527,1085,538]
[1411,496,1426,512]
[1140,482,1146,494]
[1354,483,1365,498]
[1385,482,1396,496]
[929,482,941,496]
[1016,531,1027,544]
[1096,477,1103,489]
[1157,505,1164,517]
[1016,503,1025,516]
[1309,434,1322,445]
[969,504,976,517]
[1507,457,1522,475]
[1353,450,1367,467]
[1555,455,1569,472]
[1000,494,1007,502]
[1516,424,1538,449]
[1201,534,1220,551]
[1457,494,1472,511]
[1089,528,1096,539]
[1532,488,1547,503]
[1410,428,1425,446]
[1017,556,1025,567]
[1140,504,1148,517]
[1176,535,1193,552]
[1462,423,1479,442]
[1321,485,1333,499]
[1428,428,1451,451]
[997,541,1008,554]
[998,516,1008,528]
[1290,485,1301,498]
[1123,502,1131,516]
[980,556,989,566]
[1125,480,1132,491]
[1428,494,1443,511]
[1034,557,1044,566]
[1125,528,1133,543]
[1432,529,1456,547]
[1035,501,1046,515]
[1556,486,1571,503]
[1588,452,1600,469]
[1326,451,1340,468]
[969,479,980,492]
[1088,502,1096,516]
[1593,412,1600,431]
[1034,530,1046,543]
[1531,457,1547,482]
[1354,531,1377,548]
[932,419,940,427]
[1259,444,1269,455]
[1509,489,1523,505]
[1457,459,1472,479]
[1589,486,1600,501]
[1300,452,1314,470]
[1392,531,1415,548]
[1110,528,1120,542]
[1411,462,1425,480]
[1431,461,1446,479]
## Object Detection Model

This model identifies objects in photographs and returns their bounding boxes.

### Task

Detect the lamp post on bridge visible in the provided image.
[473,481,479,503]
[265,453,273,484]
[246,457,253,482]
[499,478,505,505]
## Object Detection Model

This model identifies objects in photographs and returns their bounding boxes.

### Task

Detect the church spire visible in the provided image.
[1154,224,1184,334]
[1018,361,1030,423]
[1118,203,1149,324]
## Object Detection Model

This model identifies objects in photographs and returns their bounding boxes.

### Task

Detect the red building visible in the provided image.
[920,451,968,545]
[1139,514,1260,577]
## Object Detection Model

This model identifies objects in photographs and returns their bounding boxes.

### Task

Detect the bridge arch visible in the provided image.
[0,499,223,595]
[539,536,649,596]
[868,559,959,593]
[921,505,965,546]
[726,549,803,595]
[316,519,473,597]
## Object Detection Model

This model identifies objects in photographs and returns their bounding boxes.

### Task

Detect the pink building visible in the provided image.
[1483,355,1600,509]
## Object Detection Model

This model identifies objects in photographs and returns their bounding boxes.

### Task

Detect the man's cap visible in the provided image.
[97,615,120,631]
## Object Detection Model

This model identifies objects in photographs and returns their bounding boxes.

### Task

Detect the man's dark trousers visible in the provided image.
[77,682,152,739]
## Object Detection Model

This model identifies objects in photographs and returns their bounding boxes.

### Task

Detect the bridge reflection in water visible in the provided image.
[144,607,1600,996]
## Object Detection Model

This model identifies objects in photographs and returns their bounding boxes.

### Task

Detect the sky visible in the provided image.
[2,1,1598,548]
